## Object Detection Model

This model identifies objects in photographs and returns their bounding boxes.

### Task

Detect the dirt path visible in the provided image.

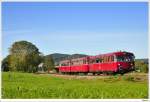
[43,72,148,80]
[51,74,110,80]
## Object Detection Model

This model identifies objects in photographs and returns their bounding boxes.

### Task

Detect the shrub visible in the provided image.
[135,60,148,73]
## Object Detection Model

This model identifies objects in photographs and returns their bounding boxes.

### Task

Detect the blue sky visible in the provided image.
[2,2,148,59]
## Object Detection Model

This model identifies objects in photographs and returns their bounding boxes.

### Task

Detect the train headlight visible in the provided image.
[131,63,134,66]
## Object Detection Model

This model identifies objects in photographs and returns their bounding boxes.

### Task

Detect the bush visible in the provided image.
[125,76,135,82]
[135,61,148,73]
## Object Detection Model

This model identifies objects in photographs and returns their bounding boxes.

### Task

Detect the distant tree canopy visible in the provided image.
[135,60,148,73]
[6,41,43,73]
[43,56,55,72]
[2,55,11,71]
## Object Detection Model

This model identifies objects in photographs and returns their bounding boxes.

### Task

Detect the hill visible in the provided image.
[45,53,148,66]
[45,53,88,65]
[135,58,149,64]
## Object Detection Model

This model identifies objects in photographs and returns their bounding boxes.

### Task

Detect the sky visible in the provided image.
[2,2,148,59]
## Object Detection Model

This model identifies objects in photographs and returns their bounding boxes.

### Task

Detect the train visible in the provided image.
[57,51,135,75]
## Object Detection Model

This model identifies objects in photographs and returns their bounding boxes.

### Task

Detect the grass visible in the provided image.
[2,72,148,99]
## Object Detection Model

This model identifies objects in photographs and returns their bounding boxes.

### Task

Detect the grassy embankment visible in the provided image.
[2,72,148,99]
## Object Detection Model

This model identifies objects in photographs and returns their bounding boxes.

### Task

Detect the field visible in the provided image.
[2,72,148,99]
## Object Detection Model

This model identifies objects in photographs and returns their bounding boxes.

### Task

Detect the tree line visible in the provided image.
[134,60,148,73]
[2,40,148,73]
[2,41,54,73]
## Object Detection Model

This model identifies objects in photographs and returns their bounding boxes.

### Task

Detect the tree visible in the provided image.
[9,40,42,73]
[2,55,11,71]
[135,60,148,73]
[43,55,54,72]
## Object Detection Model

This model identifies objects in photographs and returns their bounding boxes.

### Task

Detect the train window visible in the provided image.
[111,56,114,62]
[89,60,92,63]
[99,58,102,63]
[104,57,107,62]
[85,60,87,63]
[101,57,104,63]
[92,59,94,63]
[95,58,99,63]
[78,60,81,65]
[106,56,108,62]
[78,60,80,65]
[91,59,94,63]
[107,56,109,62]
[83,60,86,64]
[109,56,111,62]
[117,56,125,62]
[103,56,106,63]
[100,58,103,63]
[102,57,104,62]
[81,60,83,65]
[104,57,106,62]
[62,63,66,66]
[93,59,96,63]
[106,57,108,62]
[109,56,112,62]
[90,59,95,64]
[108,56,110,62]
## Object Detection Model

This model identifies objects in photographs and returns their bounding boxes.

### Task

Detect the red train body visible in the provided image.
[58,51,135,74]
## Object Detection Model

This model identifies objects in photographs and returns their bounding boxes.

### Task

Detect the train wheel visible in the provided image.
[97,73,100,75]
[85,73,88,75]
[79,73,84,76]
[119,70,124,75]
[113,72,117,76]
[75,72,77,75]
[103,72,107,76]
[106,72,109,75]
[83,73,87,76]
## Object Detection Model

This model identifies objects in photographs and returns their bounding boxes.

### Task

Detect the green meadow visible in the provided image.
[2,72,148,99]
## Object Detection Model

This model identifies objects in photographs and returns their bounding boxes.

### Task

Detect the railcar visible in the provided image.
[58,51,135,74]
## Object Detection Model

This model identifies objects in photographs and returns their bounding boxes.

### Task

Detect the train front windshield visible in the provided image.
[116,55,134,62]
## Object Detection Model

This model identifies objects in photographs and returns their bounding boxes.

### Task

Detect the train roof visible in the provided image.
[59,51,134,62]
[59,56,88,62]
[89,51,134,58]
[71,56,88,61]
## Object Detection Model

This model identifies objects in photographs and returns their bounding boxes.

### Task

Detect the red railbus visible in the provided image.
[58,51,135,74]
